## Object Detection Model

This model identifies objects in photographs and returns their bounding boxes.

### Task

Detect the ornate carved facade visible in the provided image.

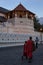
[0,4,35,34]
[6,4,35,19]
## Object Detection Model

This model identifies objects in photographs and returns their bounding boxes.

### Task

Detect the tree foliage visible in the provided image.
[33,17,43,32]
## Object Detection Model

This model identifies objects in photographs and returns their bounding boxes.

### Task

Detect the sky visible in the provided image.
[0,0,43,18]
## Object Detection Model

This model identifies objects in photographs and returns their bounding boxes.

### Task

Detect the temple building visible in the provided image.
[0,4,43,44]
[0,4,35,34]
[0,7,9,22]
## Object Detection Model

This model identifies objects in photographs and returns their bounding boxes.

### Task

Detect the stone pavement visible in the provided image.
[0,44,43,65]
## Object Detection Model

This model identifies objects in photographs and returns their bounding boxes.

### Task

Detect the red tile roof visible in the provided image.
[0,7,9,13]
[13,3,35,15]
[14,3,27,11]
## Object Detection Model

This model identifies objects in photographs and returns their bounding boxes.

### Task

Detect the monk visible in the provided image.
[26,36,34,63]
[22,41,27,60]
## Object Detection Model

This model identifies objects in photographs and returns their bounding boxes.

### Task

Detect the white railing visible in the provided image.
[0,32,43,43]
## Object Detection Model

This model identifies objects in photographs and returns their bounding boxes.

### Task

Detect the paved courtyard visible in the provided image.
[0,44,43,65]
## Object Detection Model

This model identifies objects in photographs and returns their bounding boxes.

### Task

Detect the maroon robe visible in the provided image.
[26,40,33,58]
[23,42,27,56]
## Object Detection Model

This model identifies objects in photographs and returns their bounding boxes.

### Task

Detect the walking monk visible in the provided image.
[26,36,35,63]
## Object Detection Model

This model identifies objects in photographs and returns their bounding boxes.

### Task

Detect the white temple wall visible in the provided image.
[0,18,43,43]
[0,13,5,17]
[0,17,34,33]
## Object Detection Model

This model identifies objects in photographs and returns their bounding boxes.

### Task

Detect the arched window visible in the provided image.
[19,14,22,18]
[10,12,12,18]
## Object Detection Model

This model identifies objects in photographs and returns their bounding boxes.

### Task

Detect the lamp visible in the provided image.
[40,28,42,44]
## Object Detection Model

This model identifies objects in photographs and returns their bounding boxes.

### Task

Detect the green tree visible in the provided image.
[33,17,43,32]
[33,17,39,31]
[40,24,43,32]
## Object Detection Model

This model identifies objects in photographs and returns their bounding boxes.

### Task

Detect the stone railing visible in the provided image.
[0,32,43,43]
